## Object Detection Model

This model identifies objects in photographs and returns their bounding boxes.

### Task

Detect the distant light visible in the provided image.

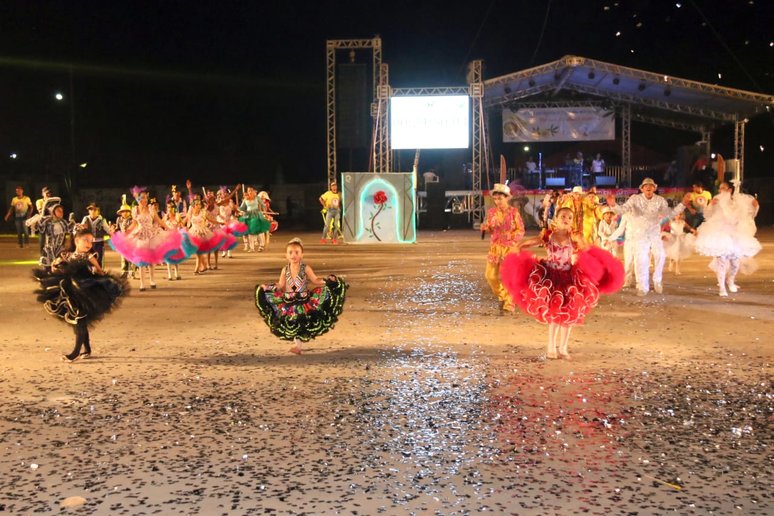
[55,92,64,101]
[603,5,610,10]
[523,146,530,152]
[615,31,621,36]
[770,42,773,47]
[10,153,18,159]
[79,162,88,168]
[675,2,681,7]
[663,75,669,82]
[760,145,765,152]
[718,73,722,79]
[636,22,643,28]
[711,153,717,159]
[630,49,635,53]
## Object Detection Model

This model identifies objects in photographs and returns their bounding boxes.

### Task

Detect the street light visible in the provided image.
[10,153,18,159]
[55,92,64,101]
[79,162,88,168]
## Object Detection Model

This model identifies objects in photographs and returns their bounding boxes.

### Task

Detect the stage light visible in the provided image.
[638,82,646,91]
[504,86,511,94]
[711,153,716,159]
[523,146,530,152]
[664,88,671,96]
[10,153,17,159]
[615,31,621,37]
[80,162,88,168]
[54,92,64,101]
[675,2,681,7]
[588,71,595,79]
[528,79,535,87]
[612,77,620,85]
[760,145,765,152]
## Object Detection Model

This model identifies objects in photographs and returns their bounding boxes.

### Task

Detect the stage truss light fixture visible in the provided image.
[612,77,620,85]
[528,79,536,87]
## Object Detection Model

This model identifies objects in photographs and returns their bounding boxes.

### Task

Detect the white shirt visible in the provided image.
[613,194,684,239]
[591,159,605,173]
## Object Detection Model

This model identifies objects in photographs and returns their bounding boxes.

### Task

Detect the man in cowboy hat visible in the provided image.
[607,178,691,296]
[480,183,525,314]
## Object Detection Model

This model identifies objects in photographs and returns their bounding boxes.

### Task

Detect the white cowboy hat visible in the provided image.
[639,177,658,189]
[490,183,511,197]
[571,186,584,194]
[258,191,271,201]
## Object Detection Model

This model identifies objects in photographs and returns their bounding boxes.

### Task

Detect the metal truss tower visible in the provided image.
[469,60,487,225]
[372,63,391,173]
[326,37,382,185]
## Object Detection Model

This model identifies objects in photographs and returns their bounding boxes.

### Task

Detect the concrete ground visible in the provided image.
[0,228,771,514]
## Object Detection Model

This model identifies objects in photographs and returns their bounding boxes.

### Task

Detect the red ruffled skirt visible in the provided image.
[501,247,624,326]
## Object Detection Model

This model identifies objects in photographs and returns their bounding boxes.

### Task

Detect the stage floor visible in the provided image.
[0,228,771,514]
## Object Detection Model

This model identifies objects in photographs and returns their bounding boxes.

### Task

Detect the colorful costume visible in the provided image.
[109,206,183,267]
[500,230,624,326]
[183,210,227,254]
[484,205,525,311]
[238,198,270,235]
[255,263,347,342]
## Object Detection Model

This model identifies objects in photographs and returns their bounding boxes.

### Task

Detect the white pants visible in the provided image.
[622,239,635,285]
[634,235,665,292]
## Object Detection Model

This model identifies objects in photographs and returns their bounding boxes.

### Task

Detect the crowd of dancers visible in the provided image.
[18,176,761,363]
[484,177,762,358]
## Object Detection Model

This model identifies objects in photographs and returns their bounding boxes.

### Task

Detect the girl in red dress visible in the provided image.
[501,207,624,359]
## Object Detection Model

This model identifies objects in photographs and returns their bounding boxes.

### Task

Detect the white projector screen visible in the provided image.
[390,95,470,149]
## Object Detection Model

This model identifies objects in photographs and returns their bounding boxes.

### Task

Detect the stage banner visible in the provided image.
[502,107,615,142]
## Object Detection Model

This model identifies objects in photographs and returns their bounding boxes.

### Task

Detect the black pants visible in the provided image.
[92,241,105,268]
[67,321,91,360]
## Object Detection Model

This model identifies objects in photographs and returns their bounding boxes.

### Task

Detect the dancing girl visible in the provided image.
[694,181,761,297]
[501,207,624,359]
[255,238,347,355]
[34,227,129,362]
[109,188,183,291]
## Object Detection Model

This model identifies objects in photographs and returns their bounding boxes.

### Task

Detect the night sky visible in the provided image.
[1,0,772,187]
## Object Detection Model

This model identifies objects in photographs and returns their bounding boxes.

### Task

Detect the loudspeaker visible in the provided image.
[420,183,446,229]
[336,64,369,149]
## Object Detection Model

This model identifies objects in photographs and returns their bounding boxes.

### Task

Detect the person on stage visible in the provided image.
[501,207,624,359]
[694,181,761,297]
[480,183,525,314]
[34,227,129,362]
[319,181,343,244]
[255,237,347,355]
[606,178,691,296]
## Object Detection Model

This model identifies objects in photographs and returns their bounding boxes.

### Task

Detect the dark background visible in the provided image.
[1,0,772,191]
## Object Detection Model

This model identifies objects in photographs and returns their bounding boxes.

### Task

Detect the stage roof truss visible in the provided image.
[390,86,470,96]
[483,55,774,124]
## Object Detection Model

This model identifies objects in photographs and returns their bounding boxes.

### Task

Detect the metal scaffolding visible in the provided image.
[734,119,746,183]
[372,63,391,173]
[620,103,631,185]
[326,37,382,185]
[469,59,486,225]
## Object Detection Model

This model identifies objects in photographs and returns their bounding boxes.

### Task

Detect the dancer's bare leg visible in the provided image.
[546,323,559,359]
[558,325,573,359]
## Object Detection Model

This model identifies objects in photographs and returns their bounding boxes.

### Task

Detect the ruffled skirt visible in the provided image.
[183,227,227,255]
[33,261,129,327]
[663,233,696,261]
[255,276,347,341]
[501,247,624,326]
[239,212,271,235]
[110,228,183,267]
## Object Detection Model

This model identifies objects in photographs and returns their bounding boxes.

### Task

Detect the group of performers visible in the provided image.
[483,177,762,358]
[27,175,760,363]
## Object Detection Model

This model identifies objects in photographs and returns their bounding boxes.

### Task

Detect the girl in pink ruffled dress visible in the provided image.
[501,207,624,359]
[184,195,228,275]
[109,190,183,291]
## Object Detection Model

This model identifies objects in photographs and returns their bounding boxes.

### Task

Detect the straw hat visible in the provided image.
[571,186,584,194]
[258,191,271,201]
[639,177,658,189]
[116,194,132,214]
[490,183,511,197]
[601,206,615,215]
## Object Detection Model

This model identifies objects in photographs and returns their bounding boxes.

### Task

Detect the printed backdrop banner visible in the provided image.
[502,107,615,142]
